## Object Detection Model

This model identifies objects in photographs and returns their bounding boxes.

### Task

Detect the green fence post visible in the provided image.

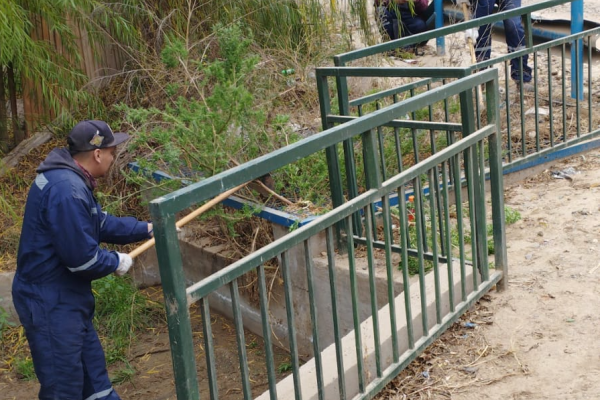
[317,73,346,247]
[486,73,508,290]
[148,209,200,400]
[334,58,361,237]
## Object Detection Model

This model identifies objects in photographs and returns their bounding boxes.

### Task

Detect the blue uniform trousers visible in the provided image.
[474,0,532,82]
[12,274,120,400]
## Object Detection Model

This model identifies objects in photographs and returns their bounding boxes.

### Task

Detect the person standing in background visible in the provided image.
[473,0,534,91]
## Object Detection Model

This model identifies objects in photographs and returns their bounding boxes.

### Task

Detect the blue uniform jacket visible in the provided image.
[15,147,150,287]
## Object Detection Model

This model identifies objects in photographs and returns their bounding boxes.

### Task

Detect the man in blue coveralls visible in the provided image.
[12,120,153,399]
[473,0,534,91]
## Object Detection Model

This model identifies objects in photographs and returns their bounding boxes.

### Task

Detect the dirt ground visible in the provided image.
[376,150,600,400]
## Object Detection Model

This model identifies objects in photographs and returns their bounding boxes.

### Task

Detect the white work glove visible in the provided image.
[115,252,133,276]
[464,28,479,42]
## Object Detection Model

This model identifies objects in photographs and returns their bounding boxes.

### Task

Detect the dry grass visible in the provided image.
[374,296,527,399]
[0,138,61,272]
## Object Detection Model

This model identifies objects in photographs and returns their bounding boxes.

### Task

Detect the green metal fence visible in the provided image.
[329,0,600,177]
[149,68,506,399]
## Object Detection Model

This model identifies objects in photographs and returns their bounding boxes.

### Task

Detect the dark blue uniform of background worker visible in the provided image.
[12,120,152,399]
[473,0,533,89]
[375,0,436,50]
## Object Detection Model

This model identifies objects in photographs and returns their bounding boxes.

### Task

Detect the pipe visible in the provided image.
[571,0,584,100]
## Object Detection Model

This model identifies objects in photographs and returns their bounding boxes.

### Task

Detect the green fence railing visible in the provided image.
[149,68,506,399]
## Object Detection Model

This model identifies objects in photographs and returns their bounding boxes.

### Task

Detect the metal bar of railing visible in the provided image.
[451,149,467,302]
[151,213,199,400]
[518,57,526,158]
[547,48,554,148]
[397,185,415,349]
[345,216,365,393]
[575,41,582,137]
[363,128,382,239]
[534,52,540,153]
[303,240,325,400]
[326,227,346,399]
[413,177,429,337]
[281,252,302,400]
[465,147,479,289]
[419,176,430,255]
[571,0,584,99]
[326,115,463,132]
[477,141,489,283]
[588,41,593,133]
[257,265,278,400]
[504,61,512,163]
[561,44,568,143]
[363,205,382,377]
[486,77,508,290]
[349,78,434,107]
[430,128,446,257]
[230,278,252,400]
[441,161,455,312]
[393,117,404,174]
[381,194,399,363]
[427,169,442,324]
[376,103,387,182]
[201,298,218,400]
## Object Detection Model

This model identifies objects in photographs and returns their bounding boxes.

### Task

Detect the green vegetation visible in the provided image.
[392,199,521,275]
[277,361,293,373]
[504,205,522,225]
[13,356,36,381]
[92,274,164,366]
[0,304,15,339]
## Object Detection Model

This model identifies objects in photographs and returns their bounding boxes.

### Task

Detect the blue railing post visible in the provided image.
[435,0,445,54]
[571,0,584,99]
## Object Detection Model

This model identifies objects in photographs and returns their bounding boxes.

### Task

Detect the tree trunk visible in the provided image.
[7,63,24,146]
[0,65,9,153]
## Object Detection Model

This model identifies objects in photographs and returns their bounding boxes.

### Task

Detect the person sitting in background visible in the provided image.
[375,0,436,53]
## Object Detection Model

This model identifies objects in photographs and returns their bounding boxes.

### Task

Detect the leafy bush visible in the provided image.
[121,23,267,182]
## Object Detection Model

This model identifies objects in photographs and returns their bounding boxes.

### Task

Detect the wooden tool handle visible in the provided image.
[128,182,247,259]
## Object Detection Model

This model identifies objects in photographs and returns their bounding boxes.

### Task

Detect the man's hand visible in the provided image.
[115,252,133,276]
[148,223,153,237]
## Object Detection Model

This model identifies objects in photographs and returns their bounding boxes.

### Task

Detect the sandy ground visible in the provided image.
[368,2,600,398]
[376,151,600,400]
[457,153,600,399]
